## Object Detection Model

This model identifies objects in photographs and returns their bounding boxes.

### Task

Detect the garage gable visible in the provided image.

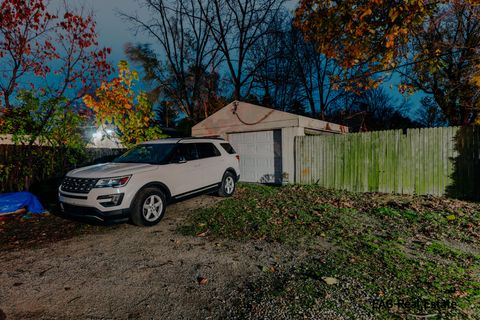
[192,101,299,138]
[192,101,348,138]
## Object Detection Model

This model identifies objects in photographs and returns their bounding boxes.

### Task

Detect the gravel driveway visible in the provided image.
[0,195,297,320]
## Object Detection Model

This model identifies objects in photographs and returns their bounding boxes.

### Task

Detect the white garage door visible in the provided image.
[228,130,282,183]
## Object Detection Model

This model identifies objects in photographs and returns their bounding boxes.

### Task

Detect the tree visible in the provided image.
[400,1,480,125]
[295,0,436,70]
[0,0,112,143]
[198,0,286,100]
[121,0,223,122]
[1,91,85,147]
[248,14,358,118]
[122,0,286,119]
[355,87,417,131]
[416,97,448,127]
[156,100,180,128]
[287,26,357,119]
[0,91,88,191]
[326,87,419,132]
[294,0,480,124]
[247,12,304,112]
[83,61,167,148]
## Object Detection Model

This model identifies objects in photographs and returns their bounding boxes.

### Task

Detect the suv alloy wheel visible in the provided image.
[131,187,166,226]
[218,172,236,197]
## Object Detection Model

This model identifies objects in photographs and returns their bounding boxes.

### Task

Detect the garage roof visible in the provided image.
[192,101,348,137]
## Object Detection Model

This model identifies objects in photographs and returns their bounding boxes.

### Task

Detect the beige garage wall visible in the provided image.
[192,101,347,184]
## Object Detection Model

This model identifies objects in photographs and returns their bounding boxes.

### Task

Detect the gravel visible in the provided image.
[0,195,299,320]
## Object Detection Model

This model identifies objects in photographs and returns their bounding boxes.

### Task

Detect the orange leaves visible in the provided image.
[83,61,166,148]
[385,34,395,49]
[294,0,432,70]
[359,8,373,20]
[471,73,480,88]
[388,8,400,22]
[83,62,135,127]
[398,83,415,95]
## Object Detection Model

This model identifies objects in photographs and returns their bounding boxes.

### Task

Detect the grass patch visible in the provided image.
[180,183,480,319]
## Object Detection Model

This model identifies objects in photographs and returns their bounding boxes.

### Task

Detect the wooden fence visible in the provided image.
[295,126,480,200]
[0,145,124,193]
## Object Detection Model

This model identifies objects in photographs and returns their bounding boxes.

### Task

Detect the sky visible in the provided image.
[69,0,424,117]
[74,0,149,63]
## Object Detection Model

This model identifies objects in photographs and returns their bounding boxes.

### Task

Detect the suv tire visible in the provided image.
[218,172,236,197]
[131,187,166,226]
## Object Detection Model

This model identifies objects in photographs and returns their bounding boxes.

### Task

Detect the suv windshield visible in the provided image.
[113,143,176,164]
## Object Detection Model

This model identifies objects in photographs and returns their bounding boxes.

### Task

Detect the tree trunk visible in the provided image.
[234,83,241,101]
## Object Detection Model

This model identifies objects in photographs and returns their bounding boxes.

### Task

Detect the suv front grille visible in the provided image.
[61,177,98,194]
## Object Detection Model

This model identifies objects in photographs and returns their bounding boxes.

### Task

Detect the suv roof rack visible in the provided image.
[177,136,225,143]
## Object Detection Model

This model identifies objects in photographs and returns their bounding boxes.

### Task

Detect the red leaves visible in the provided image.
[0,0,112,107]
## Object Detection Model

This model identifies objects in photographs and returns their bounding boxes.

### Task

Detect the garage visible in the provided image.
[191,101,347,184]
[228,130,282,183]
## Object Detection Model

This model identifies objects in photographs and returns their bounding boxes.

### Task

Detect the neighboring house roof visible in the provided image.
[86,127,124,149]
[0,130,123,149]
[192,101,348,137]
[0,134,52,146]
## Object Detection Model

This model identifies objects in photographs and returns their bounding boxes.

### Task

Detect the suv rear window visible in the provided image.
[220,143,236,154]
[180,143,198,161]
[196,143,221,159]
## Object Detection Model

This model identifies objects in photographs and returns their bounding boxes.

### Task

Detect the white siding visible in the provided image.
[228,130,282,183]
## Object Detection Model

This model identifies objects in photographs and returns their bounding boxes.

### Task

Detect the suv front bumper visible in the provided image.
[59,202,130,222]
[59,187,131,222]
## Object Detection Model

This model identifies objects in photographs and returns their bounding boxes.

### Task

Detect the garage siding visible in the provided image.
[228,130,282,183]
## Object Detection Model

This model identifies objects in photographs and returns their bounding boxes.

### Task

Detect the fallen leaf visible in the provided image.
[197,277,208,285]
[453,290,468,298]
[196,231,208,237]
[447,215,456,221]
[261,265,275,273]
[322,277,339,285]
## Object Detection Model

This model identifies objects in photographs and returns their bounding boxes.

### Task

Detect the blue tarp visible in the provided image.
[0,192,45,215]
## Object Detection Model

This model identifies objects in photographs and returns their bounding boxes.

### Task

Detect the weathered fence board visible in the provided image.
[295,126,480,199]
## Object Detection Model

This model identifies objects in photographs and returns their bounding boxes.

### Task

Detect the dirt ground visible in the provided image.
[0,195,302,320]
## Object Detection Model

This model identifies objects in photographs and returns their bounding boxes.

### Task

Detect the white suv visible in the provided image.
[59,138,240,226]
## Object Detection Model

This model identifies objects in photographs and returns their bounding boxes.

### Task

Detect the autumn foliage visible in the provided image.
[0,0,112,109]
[295,0,429,69]
[295,0,480,125]
[83,61,166,148]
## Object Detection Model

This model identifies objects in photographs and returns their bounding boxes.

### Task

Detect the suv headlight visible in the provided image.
[94,175,131,188]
